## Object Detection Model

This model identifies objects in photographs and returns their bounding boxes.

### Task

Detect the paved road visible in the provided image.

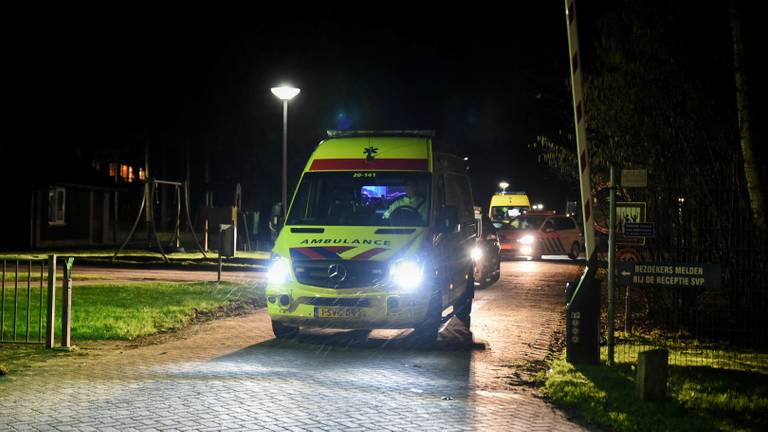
[1,260,587,431]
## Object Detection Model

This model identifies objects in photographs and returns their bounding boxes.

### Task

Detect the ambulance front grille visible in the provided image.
[292,260,388,289]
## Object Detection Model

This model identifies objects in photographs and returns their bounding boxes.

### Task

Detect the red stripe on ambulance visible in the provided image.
[309,159,428,171]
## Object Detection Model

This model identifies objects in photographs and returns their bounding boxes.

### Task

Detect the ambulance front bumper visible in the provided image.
[266,280,433,329]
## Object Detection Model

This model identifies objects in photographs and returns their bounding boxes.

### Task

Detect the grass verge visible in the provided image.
[543,347,768,431]
[1,280,264,341]
[1,280,264,376]
[1,249,270,271]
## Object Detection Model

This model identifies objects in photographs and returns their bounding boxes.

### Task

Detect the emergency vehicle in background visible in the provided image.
[266,130,476,341]
[496,211,583,260]
[488,191,531,228]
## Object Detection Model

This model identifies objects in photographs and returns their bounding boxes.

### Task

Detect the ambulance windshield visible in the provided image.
[490,206,529,225]
[287,171,431,227]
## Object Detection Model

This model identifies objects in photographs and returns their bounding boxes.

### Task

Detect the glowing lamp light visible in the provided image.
[270,86,301,101]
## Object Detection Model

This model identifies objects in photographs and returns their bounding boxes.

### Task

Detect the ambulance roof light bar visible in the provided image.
[326,130,435,138]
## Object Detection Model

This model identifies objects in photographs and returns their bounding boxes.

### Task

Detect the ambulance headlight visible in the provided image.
[267,257,292,284]
[470,246,483,261]
[518,235,535,245]
[390,259,424,292]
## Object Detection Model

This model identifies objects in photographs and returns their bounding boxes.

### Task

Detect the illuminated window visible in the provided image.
[109,163,116,177]
[120,164,129,181]
[128,166,135,183]
[48,187,66,226]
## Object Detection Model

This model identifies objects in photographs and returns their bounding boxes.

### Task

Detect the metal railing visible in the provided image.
[1,255,72,348]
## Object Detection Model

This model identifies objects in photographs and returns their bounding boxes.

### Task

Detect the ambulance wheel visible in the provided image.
[568,242,581,260]
[455,272,475,328]
[272,321,299,339]
[413,290,442,343]
[455,297,472,328]
[490,262,501,283]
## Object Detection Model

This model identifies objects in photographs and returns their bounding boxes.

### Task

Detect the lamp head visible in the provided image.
[271,86,301,101]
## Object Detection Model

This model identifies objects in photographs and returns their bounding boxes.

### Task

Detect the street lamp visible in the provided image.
[499,181,509,193]
[270,85,301,220]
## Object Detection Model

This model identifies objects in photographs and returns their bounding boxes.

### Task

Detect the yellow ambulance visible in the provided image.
[266,130,477,341]
[488,191,531,227]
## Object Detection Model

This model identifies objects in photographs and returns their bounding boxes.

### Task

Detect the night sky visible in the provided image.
[15,2,764,215]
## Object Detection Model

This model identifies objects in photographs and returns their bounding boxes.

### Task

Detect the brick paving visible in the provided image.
[1,260,588,431]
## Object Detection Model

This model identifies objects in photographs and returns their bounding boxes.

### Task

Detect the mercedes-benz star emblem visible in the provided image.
[327,263,348,283]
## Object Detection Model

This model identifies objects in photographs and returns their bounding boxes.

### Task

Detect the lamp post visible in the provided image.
[270,85,300,220]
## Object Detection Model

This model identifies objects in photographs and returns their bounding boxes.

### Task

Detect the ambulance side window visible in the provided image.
[444,173,474,221]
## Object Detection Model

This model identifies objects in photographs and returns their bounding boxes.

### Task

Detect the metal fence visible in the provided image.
[1,259,46,344]
[599,167,768,370]
[0,255,72,348]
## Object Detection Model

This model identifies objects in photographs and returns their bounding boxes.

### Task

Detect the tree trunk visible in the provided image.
[731,6,766,228]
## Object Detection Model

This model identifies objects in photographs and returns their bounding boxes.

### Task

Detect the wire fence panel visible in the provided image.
[1,259,51,344]
[598,165,768,371]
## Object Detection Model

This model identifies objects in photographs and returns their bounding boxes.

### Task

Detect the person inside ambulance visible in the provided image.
[327,188,358,224]
[382,179,428,225]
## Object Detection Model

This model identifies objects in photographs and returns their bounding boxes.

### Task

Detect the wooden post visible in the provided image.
[45,254,56,349]
[204,219,209,252]
[637,349,668,401]
[217,252,222,284]
[61,257,74,348]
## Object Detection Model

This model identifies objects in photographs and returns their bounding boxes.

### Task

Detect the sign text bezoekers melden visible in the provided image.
[618,262,721,289]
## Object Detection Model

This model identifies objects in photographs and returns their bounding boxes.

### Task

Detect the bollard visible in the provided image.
[566,255,601,365]
[637,349,668,401]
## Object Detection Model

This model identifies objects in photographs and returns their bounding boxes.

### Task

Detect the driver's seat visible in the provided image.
[328,192,356,222]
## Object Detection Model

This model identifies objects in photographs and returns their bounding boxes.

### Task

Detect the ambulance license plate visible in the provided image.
[316,307,363,319]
